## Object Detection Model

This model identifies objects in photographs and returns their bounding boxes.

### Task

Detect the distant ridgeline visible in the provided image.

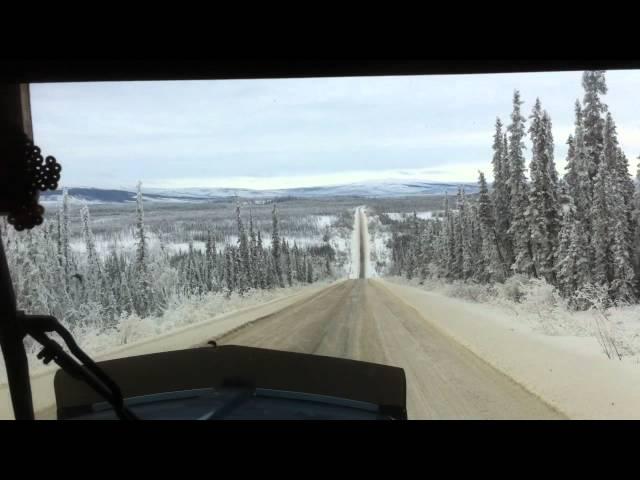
[41,181,480,205]
[40,188,209,204]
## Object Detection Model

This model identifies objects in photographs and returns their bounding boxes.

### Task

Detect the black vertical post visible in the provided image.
[0,238,34,419]
[0,83,35,419]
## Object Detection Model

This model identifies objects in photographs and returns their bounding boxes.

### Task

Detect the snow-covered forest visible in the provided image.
[0,185,350,368]
[388,71,640,311]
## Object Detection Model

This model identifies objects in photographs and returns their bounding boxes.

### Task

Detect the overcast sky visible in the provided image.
[30,69,640,190]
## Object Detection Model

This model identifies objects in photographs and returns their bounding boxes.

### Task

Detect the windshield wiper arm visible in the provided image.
[24,313,138,420]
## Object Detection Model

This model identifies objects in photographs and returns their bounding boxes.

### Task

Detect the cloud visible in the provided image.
[30,70,640,188]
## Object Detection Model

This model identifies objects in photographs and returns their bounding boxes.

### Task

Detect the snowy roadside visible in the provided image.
[381,278,640,419]
[0,280,338,419]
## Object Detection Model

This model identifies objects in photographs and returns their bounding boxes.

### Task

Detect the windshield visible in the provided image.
[2,69,640,420]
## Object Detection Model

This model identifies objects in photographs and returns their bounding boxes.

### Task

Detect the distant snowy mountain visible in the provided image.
[283,180,478,198]
[40,188,210,205]
[40,181,478,204]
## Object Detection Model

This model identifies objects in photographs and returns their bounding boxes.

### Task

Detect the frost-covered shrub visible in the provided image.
[444,281,493,303]
[602,305,640,357]
[521,278,562,312]
[572,283,610,312]
[116,312,159,345]
[494,274,530,304]
[519,278,569,334]
[573,283,625,359]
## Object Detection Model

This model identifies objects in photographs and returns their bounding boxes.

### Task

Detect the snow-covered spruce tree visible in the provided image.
[256,231,266,289]
[575,73,610,295]
[443,215,453,279]
[602,114,636,302]
[433,194,448,277]
[42,221,75,320]
[450,188,464,279]
[490,118,513,269]
[325,249,333,278]
[582,71,608,183]
[205,229,217,292]
[234,244,248,296]
[186,241,205,296]
[414,213,427,280]
[80,204,104,308]
[444,196,457,280]
[301,254,307,284]
[248,210,260,289]
[17,230,50,314]
[55,209,63,266]
[555,188,590,302]
[405,244,416,280]
[306,257,313,284]
[58,188,72,291]
[29,224,77,322]
[271,204,285,288]
[477,171,504,281]
[428,219,441,278]
[590,158,611,287]
[478,221,499,283]
[502,134,510,178]
[615,148,635,247]
[104,241,133,316]
[469,204,488,282]
[133,181,154,316]
[236,201,252,293]
[12,228,38,310]
[506,90,535,277]
[404,212,419,280]
[564,133,577,189]
[610,218,636,303]
[565,101,592,230]
[527,100,560,283]
[265,250,277,289]
[283,239,293,286]
[80,205,114,326]
[415,224,426,281]
[632,157,640,291]
[459,189,474,280]
[222,246,233,297]
[293,241,304,283]
[389,232,402,275]
[418,222,434,281]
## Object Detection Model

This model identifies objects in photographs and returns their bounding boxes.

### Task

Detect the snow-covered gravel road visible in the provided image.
[214,278,564,419]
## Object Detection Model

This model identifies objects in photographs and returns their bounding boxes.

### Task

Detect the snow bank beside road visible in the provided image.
[379,279,640,419]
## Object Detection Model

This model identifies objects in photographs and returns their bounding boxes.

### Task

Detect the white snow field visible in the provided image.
[386,211,433,221]
[383,278,640,419]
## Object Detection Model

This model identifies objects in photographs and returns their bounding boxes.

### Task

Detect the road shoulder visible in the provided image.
[377,279,640,419]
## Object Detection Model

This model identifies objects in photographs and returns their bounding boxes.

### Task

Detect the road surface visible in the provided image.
[213,207,564,419]
[215,278,564,419]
